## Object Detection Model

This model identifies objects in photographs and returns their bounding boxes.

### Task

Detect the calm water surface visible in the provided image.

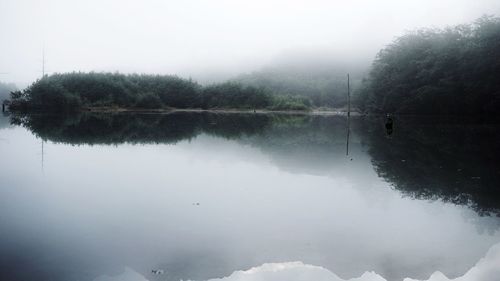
[0,112,499,281]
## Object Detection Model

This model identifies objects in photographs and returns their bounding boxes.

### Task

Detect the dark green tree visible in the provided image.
[357,16,500,115]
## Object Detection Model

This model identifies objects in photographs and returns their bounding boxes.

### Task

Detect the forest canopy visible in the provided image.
[357,15,500,115]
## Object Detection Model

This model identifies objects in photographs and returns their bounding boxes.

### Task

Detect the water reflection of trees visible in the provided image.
[358,116,500,217]
[12,112,353,175]
[11,113,500,216]
[10,112,272,145]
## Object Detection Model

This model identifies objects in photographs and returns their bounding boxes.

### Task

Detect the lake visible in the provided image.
[1,112,500,281]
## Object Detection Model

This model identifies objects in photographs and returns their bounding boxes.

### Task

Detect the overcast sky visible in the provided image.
[1,0,499,85]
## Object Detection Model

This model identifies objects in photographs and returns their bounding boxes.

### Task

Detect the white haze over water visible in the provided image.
[1,0,500,84]
[94,242,500,281]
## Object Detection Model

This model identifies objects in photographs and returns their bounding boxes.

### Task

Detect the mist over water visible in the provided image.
[1,113,500,281]
[2,1,500,280]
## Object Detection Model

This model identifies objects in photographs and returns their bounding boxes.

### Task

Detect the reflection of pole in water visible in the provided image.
[41,139,44,173]
[346,73,351,156]
[346,114,350,156]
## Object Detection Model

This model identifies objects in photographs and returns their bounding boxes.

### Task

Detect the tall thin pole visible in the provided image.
[42,46,45,78]
[347,73,350,117]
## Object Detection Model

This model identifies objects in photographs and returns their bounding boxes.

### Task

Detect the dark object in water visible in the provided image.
[2,100,11,112]
[152,269,164,275]
[385,115,394,135]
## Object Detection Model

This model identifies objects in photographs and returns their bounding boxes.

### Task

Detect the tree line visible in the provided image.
[357,15,500,115]
[232,65,363,109]
[8,72,311,112]
[6,16,500,114]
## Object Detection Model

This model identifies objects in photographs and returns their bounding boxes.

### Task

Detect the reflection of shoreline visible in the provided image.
[3,112,500,281]
[81,106,360,115]
[10,112,500,217]
[10,111,275,145]
[357,116,500,217]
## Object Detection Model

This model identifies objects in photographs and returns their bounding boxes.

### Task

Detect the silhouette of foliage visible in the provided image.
[8,73,309,112]
[357,16,500,114]
[201,82,272,109]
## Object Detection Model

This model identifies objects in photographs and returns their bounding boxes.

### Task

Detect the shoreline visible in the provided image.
[81,106,360,116]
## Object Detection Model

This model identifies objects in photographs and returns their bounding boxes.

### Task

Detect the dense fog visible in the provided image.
[1,0,499,86]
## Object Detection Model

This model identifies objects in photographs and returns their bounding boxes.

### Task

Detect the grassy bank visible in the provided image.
[76,106,356,116]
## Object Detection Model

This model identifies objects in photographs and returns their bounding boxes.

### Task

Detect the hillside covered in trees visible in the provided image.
[357,16,500,115]
[8,73,310,112]
[233,58,365,109]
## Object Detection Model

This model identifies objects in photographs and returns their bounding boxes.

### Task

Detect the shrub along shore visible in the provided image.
[7,72,312,112]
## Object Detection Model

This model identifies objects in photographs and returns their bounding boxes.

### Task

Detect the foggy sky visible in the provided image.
[1,0,499,85]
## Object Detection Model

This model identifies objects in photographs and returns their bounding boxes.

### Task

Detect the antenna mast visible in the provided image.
[42,46,45,78]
